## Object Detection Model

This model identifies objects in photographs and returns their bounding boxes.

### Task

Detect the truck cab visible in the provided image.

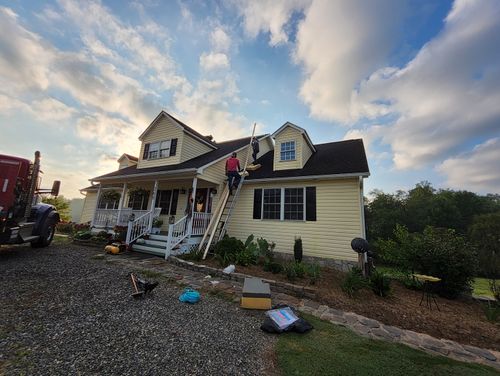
[0,152,60,247]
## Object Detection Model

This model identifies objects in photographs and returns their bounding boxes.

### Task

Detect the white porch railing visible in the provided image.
[191,212,212,236]
[125,208,162,244]
[95,208,161,228]
[165,215,189,258]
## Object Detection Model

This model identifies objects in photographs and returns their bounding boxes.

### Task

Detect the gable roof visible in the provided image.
[272,122,317,153]
[139,111,217,149]
[246,139,369,181]
[117,153,138,163]
[91,134,269,181]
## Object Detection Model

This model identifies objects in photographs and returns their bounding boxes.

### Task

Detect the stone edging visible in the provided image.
[298,300,500,370]
[168,256,316,300]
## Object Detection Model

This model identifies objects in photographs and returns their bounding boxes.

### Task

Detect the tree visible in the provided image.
[468,212,500,279]
[366,190,405,242]
[42,195,71,222]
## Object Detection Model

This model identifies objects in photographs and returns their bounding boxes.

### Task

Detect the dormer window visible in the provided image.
[280,141,295,161]
[143,138,178,160]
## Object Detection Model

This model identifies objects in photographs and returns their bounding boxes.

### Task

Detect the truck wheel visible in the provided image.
[31,219,56,248]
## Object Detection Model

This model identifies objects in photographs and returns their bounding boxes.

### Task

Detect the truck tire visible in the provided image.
[31,218,56,248]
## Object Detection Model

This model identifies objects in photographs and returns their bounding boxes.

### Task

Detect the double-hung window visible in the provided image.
[254,187,316,221]
[280,141,296,161]
[143,139,177,160]
[155,189,179,215]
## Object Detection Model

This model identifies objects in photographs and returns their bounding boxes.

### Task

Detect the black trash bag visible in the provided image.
[260,304,313,334]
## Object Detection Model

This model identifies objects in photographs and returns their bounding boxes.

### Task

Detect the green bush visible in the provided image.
[96,230,111,239]
[283,262,298,282]
[482,302,500,323]
[294,237,303,262]
[265,261,283,274]
[56,222,74,234]
[236,249,257,266]
[74,230,92,240]
[305,263,321,284]
[341,267,367,297]
[214,236,245,266]
[468,212,500,279]
[379,225,477,298]
[369,271,391,297]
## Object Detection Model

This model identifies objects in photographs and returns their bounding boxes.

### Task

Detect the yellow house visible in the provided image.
[80,111,369,264]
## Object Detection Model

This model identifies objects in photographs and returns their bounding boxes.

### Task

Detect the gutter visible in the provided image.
[243,172,370,183]
[90,168,197,182]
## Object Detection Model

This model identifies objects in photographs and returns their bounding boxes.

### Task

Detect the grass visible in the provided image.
[276,314,498,376]
[378,266,497,299]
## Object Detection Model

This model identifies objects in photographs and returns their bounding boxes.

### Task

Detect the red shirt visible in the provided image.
[226,157,240,172]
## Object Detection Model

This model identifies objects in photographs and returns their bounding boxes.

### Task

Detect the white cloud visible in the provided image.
[437,138,500,193]
[235,0,311,46]
[294,0,405,123]
[32,98,77,122]
[200,52,230,71]
[356,0,500,170]
[211,27,231,52]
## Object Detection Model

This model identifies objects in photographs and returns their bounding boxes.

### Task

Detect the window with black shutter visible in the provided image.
[253,189,262,219]
[306,186,316,221]
[142,143,150,159]
[170,138,177,156]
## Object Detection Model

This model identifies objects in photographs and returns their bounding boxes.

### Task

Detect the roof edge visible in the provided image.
[245,172,370,183]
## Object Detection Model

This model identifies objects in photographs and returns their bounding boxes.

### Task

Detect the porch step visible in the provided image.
[149,234,169,241]
[131,244,166,257]
[143,239,167,247]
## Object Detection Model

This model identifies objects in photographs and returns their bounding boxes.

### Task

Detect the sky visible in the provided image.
[0,0,499,199]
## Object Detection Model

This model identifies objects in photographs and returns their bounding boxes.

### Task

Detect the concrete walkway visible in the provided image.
[107,251,500,371]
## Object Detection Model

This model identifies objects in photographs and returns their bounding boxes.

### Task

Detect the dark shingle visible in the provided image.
[246,139,369,180]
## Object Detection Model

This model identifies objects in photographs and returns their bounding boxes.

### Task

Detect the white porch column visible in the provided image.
[91,184,102,228]
[116,183,127,226]
[187,176,198,237]
[148,180,159,230]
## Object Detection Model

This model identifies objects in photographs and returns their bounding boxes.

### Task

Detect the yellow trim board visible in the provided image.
[240,297,272,310]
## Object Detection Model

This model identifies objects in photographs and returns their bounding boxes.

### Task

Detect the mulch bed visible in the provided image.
[195,257,500,351]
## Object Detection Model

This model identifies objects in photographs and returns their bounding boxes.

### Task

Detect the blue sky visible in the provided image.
[1,0,499,199]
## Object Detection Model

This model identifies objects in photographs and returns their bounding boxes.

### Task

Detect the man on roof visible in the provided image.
[225,152,241,195]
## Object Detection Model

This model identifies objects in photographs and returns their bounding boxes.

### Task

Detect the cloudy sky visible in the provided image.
[1,0,499,199]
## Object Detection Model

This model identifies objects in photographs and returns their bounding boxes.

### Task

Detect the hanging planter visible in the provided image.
[101,190,121,202]
[128,187,148,200]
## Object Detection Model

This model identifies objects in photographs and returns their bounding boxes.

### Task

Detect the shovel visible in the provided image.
[130,273,145,299]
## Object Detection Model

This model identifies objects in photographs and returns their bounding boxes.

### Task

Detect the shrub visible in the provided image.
[74,230,92,240]
[214,236,245,267]
[283,262,298,282]
[263,261,283,274]
[341,267,367,298]
[482,302,500,323]
[74,222,91,232]
[56,222,74,234]
[369,270,391,297]
[181,245,204,261]
[468,212,500,280]
[236,249,257,266]
[294,237,303,263]
[305,263,321,284]
[96,230,111,239]
[380,225,477,298]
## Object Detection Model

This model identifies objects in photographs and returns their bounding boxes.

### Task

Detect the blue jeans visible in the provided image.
[227,171,241,191]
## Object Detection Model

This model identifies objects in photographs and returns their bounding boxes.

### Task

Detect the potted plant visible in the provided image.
[151,217,163,234]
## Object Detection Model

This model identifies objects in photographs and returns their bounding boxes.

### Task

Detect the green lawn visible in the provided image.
[377,266,496,298]
[276,314,498,376]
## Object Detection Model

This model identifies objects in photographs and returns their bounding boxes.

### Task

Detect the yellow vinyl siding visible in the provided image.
[137,116,184,169]
[274,127,302,170]
[180,134,212,163]
[226,178,362,262]
[201,136,273,185]
[302,139,313,166]
[80,192,97,223]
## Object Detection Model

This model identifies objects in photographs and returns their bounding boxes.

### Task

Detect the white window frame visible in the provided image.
[148,139,171,160]
[260,187,306,221]
[280,140,296,161]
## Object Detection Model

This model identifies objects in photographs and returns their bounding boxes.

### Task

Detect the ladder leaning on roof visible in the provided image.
[199,123,257,259]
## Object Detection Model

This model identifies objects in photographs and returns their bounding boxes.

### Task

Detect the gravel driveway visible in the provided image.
[0,241,276,375]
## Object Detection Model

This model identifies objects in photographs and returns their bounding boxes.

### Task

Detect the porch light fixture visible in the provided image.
[210,188,217,196]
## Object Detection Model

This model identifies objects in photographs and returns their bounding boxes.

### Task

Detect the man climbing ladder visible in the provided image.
[225,152,241,195]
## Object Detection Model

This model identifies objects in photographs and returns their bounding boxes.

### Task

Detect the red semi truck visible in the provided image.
[0,151,60,247]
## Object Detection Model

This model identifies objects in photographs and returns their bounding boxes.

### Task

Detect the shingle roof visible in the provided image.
[123,153,138,162]
[246,139,369,180]
[91,135,267,181]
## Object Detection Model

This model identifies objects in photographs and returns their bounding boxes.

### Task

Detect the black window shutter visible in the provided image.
[143,143,150,159]
[170,189,179,215]
[170,138,178,156]
[306,187,316,221]
[253,189,262,219]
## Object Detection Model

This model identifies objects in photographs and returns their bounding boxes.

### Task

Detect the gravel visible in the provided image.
[0,242,276,375]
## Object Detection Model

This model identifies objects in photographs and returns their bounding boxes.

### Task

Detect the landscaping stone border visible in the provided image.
[169,255,499,371]
[298,300,500,370]
[168,256,317,300]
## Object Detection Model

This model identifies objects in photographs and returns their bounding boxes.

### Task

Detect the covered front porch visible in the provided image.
[89,171,222,255]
